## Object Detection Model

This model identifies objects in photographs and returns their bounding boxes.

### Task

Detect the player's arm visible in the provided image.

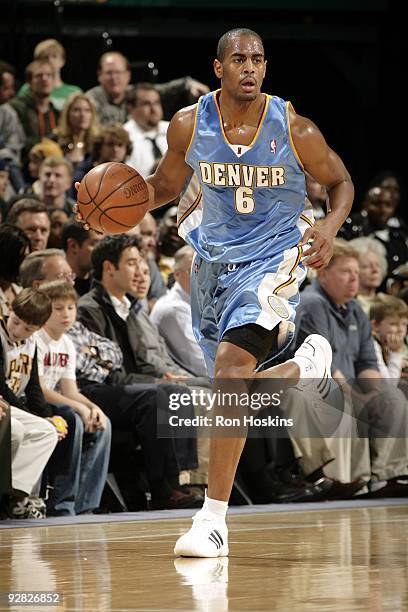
[289,106,354,269]
[145,105,195,211]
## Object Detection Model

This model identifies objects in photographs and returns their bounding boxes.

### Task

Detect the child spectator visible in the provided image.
[35,280,111,515]
[0,288,58,518]
[369,293,408,383]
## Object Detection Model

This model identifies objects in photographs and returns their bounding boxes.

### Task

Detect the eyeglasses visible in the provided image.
[55,271,76,281]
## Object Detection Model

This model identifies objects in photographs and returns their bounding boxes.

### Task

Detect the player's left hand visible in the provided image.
[299,226,335,270]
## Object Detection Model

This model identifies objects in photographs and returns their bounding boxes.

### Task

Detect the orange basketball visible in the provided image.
[77,162,149,234]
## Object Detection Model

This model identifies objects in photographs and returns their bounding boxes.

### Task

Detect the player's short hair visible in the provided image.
[34,39,65,61]
[39,279,77,304]
[19,249,66,288]
[11,287,52,326]
[369,293,408,323]
[217,28,264,61]
[91,234,139,280]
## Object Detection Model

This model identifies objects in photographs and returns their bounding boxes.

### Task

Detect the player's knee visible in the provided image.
[214,363,254,380]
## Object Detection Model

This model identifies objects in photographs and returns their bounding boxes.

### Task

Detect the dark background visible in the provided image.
[0,0,405,214]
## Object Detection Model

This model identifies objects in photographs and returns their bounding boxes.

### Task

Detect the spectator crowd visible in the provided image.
[0,39,407,519]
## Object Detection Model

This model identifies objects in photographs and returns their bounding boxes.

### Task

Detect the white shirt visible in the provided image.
[109,293,131,321]
[35,328,76,391]
[124,118,169,177]
[150,282,207,376]
[373,339,404,384]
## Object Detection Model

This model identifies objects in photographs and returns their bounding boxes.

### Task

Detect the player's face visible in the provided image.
[46,299,77,335]
[214,35,266,102]
[17,212,50,251]
[7,312,40,343]
[130,90,163,131]
[319,256,360,306]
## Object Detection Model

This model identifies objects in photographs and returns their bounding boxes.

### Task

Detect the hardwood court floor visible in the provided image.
[0,505,408,611]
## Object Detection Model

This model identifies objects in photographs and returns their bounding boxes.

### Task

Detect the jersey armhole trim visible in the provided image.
[184,98,201,161]
[286,101,304,171]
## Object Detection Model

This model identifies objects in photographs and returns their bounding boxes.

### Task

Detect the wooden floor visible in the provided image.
[1,505,408,611]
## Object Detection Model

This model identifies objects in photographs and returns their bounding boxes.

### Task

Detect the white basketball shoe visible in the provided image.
[174,508,229,558]
[293,334,334,399]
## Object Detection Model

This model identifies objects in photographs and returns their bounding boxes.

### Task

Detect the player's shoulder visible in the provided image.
[167,102,199,152]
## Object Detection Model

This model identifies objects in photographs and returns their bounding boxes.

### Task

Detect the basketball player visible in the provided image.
[76,28,354,557]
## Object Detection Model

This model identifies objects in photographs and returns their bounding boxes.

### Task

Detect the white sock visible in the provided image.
[203,492,228,520]
[290,355,317,379]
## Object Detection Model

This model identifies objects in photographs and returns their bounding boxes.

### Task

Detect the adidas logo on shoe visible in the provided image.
[208,530,224,550]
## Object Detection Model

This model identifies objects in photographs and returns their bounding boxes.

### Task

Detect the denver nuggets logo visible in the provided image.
[267,295,290,319]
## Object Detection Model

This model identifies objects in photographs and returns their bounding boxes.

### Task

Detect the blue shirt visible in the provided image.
[178,90,306,264]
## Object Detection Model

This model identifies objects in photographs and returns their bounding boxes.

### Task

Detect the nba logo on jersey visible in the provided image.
[270,139,277,154]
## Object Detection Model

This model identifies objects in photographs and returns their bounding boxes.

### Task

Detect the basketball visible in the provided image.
[76,162,149,234]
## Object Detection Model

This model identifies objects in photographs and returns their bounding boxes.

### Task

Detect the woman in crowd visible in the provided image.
[350,236,388,315]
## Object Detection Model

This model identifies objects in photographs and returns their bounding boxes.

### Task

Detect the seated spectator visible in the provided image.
[37,156,76,215]
[17,39,81,112]
[77,235,208,489]
[1,61,25,168]
[368,170,404,211]
[339,185,408,274]
[385,263,408,297]
[47,209,70,249]
[157,205,185,284]
[19,248,75,290]
[8,401,58,519]
[0,159,11,218]
[0,60,16,104]
[7,198,50,252]
[128,213,167,307]
[61,219,101,296]
[150,245,207,377]
[0,224,29,317]
[292,239,408,498]
[72,123,132,189]
[20,246,202,509]
[35,280,111,515]
[24,138,64,194]
[53,93,99,169]
[0,396,11,504]
[86,51,209,125]
[124,83,169,177]
[369,294,408,383]
[9,59,58,161]
[0,289,59,518]
[349,236,388,315]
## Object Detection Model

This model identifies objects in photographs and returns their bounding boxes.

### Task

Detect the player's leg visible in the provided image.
[174,328,333,558]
